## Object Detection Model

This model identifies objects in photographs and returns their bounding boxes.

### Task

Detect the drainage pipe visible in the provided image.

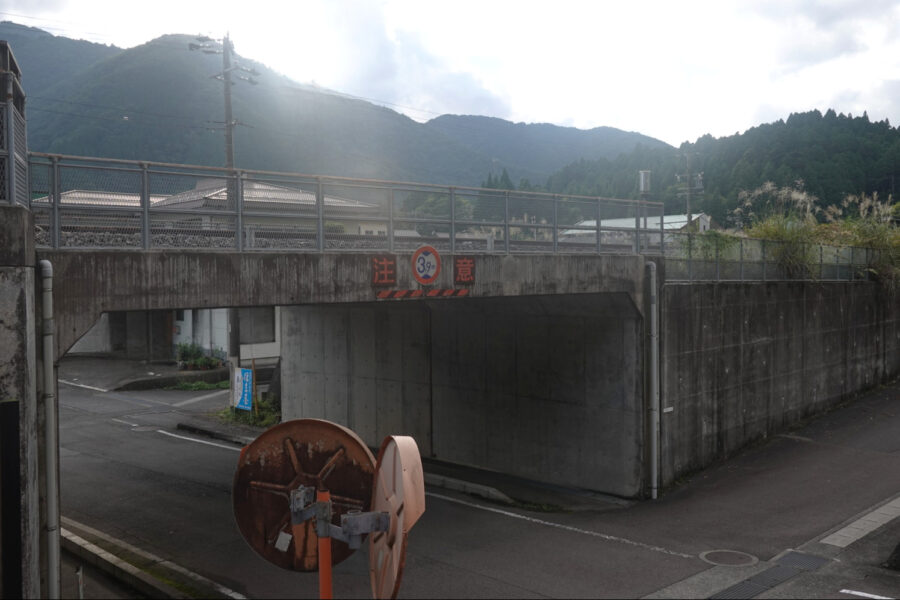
[647,261,660,500]
[39,260,60,598]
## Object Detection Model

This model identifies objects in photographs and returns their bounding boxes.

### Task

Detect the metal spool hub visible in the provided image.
[232,419,376,571]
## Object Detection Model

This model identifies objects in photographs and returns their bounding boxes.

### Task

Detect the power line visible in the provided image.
[30,96,209,123]
[0,12,123,45]
[27,106,214,132]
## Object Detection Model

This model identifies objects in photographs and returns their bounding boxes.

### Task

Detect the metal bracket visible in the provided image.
[289,485,390,549]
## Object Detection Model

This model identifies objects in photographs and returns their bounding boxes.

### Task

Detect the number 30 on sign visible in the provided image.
[411,245,441,286]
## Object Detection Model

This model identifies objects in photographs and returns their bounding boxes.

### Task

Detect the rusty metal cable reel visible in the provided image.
[232,418,376,571]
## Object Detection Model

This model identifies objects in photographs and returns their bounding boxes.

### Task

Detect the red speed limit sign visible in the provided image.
[411,245,441,285]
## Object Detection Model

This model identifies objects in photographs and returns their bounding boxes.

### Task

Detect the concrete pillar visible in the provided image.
[0,204,40,598]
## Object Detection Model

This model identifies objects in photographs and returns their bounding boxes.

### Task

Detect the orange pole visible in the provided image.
[317,489,333,600]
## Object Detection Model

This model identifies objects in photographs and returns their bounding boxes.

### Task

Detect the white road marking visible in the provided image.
[821,497,900,548]
[155,429,241,452]
[425,491,695,559]
[840,589,894,600]
[111,418,139,427]
[173,389,229,408]
[59,379,109,393]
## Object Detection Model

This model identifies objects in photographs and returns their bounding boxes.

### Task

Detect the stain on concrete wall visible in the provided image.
[660,282,900,487]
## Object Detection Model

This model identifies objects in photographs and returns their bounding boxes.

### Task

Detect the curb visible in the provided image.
[423,473,515,505]
[175,422,516,505]
[176,422,256,446]
[61,529,186,599]
[115,367,230,391]
[61,517,247,599]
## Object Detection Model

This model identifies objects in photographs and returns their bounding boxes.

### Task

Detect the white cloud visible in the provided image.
[5,0,900,146]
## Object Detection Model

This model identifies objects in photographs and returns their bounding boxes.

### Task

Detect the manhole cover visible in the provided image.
[700,549,759,567]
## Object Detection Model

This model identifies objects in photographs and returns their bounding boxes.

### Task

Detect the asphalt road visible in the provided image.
[58,379,900,599]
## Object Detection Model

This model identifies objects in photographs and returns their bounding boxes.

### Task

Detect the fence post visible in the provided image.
[235,171,244,251]
[504,191,510,255]
[739,238,744,281]
[715,234,720,280]
[596,198,602,254]
[140,162,150,250]
[633,203,640,254]
[819,245,824,279]
[659,205,664,255]
[762,240,767,281]
[553,195,559,253]
[51,156,61,249]
[388,188,395,253]
[687,233,693,281]
[316,177,324,252]
[449,187,456,254]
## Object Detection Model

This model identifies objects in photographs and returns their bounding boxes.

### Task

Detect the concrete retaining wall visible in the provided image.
[660,281,900,486]
[280,293,644,497]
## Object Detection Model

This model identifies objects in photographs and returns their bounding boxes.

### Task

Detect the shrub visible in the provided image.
[735,181,821,278]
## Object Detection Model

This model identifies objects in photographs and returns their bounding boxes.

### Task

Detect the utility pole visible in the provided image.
[222,34,235,172]
[677,153,703,231]
[188,33,260,376]
[220,34,240,370]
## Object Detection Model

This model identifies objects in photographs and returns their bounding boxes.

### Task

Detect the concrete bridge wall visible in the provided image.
[36,249,646,356]
[659,281,900,487]
[280,293,644,497]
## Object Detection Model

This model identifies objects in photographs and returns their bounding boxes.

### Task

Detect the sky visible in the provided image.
[4,0,900,147]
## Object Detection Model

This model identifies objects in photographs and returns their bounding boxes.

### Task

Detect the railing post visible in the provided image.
[819,244,825,279]
[553,195,559,253]
[235,170,244,251]
[659,204,664,255]
[596,198,602,254]
[388,188,395,253]
[715,234,720,280]
[140,162,150,250]
[633,202,640,254]
[762,240,767,281]
[849,247,854,281]
[449,187,456,254]
[316,177,324,252]
[687,233,693,281]
[739,238,744,281]
[51,156,60,249]
[504,191,510,255]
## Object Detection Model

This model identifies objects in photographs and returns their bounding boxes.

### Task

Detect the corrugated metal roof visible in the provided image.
[562,214,708,236]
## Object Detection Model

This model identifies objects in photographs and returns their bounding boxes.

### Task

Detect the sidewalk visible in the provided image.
[58,355,228,392]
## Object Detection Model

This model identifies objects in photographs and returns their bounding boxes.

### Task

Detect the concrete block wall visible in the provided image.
[280,303,432,453]
[429,296,643,496]
[660,281,900,486]
[280,293,644,497]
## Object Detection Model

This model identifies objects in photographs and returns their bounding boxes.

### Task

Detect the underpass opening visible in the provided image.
[279,292,645,498]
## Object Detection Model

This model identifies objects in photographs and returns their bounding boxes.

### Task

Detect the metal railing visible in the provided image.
[664,232,885,282]
[27,153,667,255]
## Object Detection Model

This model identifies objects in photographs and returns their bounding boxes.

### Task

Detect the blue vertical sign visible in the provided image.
[235,368,253,411]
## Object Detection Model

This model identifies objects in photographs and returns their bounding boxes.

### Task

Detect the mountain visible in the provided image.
[0,22,120,99]
[1,22,667,187]
[426,115,669,185]
[544,109,900,224]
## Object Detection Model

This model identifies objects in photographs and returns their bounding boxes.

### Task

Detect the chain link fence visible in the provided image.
[664,232,880,282]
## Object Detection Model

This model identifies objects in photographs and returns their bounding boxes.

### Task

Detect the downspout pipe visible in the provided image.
[647,261,660,500]
[39,260,60,598]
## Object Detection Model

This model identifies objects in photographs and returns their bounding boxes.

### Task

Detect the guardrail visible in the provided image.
[663,232,883,282]
[27,153,667,255]
[25,153,887,282]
